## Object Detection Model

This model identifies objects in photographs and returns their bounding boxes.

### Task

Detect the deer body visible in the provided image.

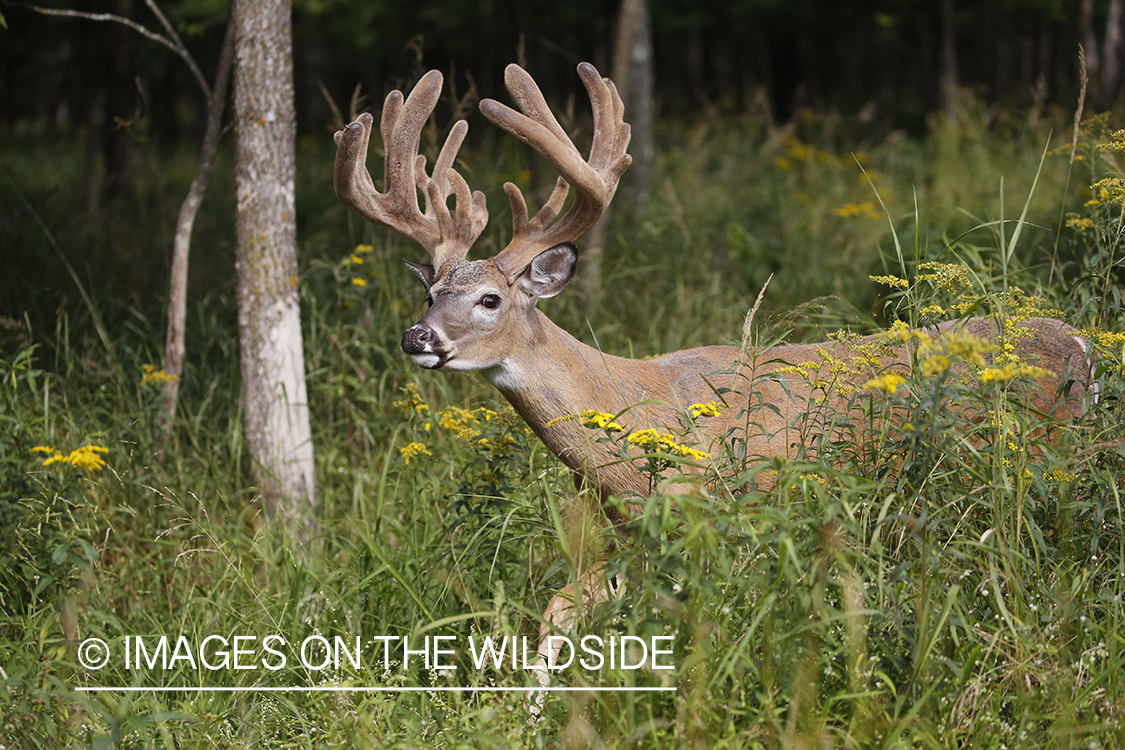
[404,248,1089,504]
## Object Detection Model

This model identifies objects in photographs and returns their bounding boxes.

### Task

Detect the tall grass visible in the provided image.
[1,98,1124,748]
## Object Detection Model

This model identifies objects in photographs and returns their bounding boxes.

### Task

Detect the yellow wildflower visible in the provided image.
[32,444,108,471]
[1090,177,1125,207]
[627,428,710,461]
[393,383,429,414]
[863,372,907,394]
[580,410,625,432]
[771,361,821,378]
[351,278,367,287]
[979,363,1054,383]
[1073,328,1125,350]
[1045,468,1077,483]
[400,441,431,465]
[915,261,972,293]
[548,410,625,432]
[140,364,178,386]
[1066,215,1095,232]
[354,243,375,254]
[833,202,881,219]
[689,402,721,419]
[436,406,481,439]
[940,330,996,369]
[870,274,909,289]
[921,355,951,377]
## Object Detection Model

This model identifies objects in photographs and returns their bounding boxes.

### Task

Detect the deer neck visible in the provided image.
[482,309,654,484]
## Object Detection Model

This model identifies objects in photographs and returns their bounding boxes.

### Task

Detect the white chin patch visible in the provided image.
[410,353,443,370]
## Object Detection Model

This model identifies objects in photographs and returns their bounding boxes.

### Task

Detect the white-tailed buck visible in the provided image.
[334,63,1092,682]
[334,62,1091,503]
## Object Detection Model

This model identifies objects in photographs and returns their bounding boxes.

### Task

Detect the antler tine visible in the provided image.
[423,120,489,267]
[333,70,487,269]
[480,62,632,282]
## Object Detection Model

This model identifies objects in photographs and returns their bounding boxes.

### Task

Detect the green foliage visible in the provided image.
[2,103,1125,747]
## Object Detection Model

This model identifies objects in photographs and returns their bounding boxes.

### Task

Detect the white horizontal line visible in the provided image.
[76,686,675,693]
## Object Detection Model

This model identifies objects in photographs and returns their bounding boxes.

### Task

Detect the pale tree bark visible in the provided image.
[611,0,654,216]
[160,19,234,434]
[1080,0,1100,76]
[1105,0,1123,92]
[940,0,959,121]
[232,0,316,532]
[580,0,654,311]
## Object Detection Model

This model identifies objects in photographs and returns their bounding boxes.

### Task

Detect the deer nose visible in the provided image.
[401,324,438,355]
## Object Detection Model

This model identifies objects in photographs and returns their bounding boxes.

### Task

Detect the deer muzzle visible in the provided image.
[401,323,446,369]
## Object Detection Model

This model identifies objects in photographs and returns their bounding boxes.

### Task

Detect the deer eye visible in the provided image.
[480,294,501,310]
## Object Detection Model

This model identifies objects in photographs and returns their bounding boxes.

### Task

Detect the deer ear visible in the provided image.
[403,258,436,289]
[520,243,577,299]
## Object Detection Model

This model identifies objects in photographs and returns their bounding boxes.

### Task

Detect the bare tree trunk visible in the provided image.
[940,0,959,121]
[1105,0,1123,92]
[160,19,234,435]
[1081,0,1101,76]
[233,0,316,534]
[612,0,653,216]
[580,0,653,311]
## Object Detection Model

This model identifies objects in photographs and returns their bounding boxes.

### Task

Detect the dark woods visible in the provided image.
[2,0,1121,142]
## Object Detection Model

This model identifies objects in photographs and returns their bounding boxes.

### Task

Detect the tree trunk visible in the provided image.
[940,0,959,121]
[160,19,235,436]
[1080,0,1100,76]
[1105,0,1123,92]
[580,0,653,311]
[611,0,653,217]
[232,0,316,533]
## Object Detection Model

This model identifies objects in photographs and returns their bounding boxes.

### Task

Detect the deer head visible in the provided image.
[334,63,631,376]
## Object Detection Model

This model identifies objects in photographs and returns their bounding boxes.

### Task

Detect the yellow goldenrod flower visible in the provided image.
[580,410,625,432]
[833,202,880,219]
[940,330,996,369]
[921,355,951,377]
[393,383,429,414]
[864,274,909,290]
[1073,328,1125,350]
[863,373,907,394]
[400,441,432,465]
[140,364,178,386]
[32,444,108,471]
[354,244,375,254]
[979,363,1054,383]
[915,261,972,293]
[548,409,625,432]
[351,278,367,287]
[688,402,721,419]
[1066,215,1095,232]
[473,406,500,422]
[437,406,481,439]
[627,428,710,461]
[1045,468,1077,483]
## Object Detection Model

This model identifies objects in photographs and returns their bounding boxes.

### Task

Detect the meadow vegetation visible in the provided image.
[2,96,1125,748]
